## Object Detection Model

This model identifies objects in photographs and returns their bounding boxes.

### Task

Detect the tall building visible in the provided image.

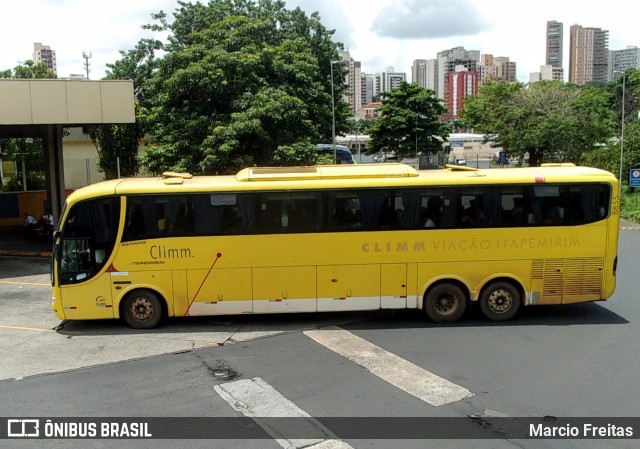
[568,25,609,85]
[437,47,480,100]
[339,51,362,116]
[412,59,427,86]
[445,66,478,120]
[411,59,437,91]
[33,42,57,74]
[381,66,406,94]
[372,73,382,99]
[495,57,517,81]
[530,65,564,83]
[546,21,564,68]
[608,46,640,81]
[360,73,374,105]
[478,55,517,86]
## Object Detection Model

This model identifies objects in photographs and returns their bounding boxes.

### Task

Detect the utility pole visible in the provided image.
[82,51,92,80]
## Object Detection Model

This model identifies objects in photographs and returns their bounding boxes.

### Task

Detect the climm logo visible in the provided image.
[149,245,193,260]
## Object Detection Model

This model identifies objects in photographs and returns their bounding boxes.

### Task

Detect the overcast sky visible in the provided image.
[1,0,637,82]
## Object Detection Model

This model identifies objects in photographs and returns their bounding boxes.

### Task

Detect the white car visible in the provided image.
[455,158,466,166]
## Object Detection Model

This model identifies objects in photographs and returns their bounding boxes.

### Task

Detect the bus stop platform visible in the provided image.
[0,226,52,258]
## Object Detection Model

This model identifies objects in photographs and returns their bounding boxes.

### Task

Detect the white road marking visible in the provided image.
[304,326,473,407]
[214,377,354,449]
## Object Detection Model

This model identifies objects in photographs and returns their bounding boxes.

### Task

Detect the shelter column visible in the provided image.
[45,124,65,221]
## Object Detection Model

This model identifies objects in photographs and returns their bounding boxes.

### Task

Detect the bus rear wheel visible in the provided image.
[480,282,521,322]
[122,290,163,329]
[424,283,467,323]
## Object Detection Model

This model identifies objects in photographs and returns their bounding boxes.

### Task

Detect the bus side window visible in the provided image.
[124,204,146,240]
[500,188,528,226]
[257,193,318,234]
[396,190,421,229]
[459,195,483,227]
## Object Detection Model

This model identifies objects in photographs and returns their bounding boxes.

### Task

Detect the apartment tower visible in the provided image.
[411,59,437,92]
[339,51,362,116]
[33,42,57,74]
[437,47,480,100]
[608,46,640,81]
[568,25,609,85]
[546,21,564,68]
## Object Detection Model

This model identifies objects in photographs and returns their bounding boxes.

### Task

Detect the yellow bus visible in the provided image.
[51,163,619,329]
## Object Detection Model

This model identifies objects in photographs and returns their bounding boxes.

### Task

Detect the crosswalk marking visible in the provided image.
[214,377,354,449]
[304,326,473,407]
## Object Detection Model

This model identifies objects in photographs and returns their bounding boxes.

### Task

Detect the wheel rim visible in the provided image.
[487,289,513,314]
[129,297,154,321]
[434,292,458,316]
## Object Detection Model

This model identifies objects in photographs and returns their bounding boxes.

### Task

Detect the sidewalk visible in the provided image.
[620,219,640,231]
[0,226,52,258]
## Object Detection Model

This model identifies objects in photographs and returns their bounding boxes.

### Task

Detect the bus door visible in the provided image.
[56,197,121,320]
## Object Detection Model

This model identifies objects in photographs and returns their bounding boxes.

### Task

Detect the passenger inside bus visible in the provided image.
[424,196,443,228]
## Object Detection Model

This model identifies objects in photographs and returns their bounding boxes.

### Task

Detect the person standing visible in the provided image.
[41,210,54,235]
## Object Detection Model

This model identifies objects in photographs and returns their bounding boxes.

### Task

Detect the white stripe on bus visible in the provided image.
[304,326,473,407]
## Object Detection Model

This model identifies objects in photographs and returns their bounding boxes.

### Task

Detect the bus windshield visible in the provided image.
[57,197,120,285]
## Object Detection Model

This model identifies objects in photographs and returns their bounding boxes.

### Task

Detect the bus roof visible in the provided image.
[65,163,618,203]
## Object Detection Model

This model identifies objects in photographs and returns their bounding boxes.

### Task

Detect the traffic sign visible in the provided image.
[631,169,640,188]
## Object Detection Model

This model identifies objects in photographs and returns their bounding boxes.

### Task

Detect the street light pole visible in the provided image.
[614,70,626,193]
[330,59,346,164]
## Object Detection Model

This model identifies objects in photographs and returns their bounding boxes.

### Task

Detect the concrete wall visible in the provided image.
[0,79,134,125]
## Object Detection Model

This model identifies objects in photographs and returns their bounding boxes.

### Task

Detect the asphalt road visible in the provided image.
[1,228,639,449]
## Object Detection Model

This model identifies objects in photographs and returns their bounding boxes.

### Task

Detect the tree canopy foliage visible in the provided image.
[0,61,55,190]
[581,69,640,180]
[368,82,449,156]
[82,38,163,178]
[461,80,614,166]
[128,0,347,175]
[0,60,56,79]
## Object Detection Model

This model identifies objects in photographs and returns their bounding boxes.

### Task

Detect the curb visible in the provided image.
[0,249,51,258]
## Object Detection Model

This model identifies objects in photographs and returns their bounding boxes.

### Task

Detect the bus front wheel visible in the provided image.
[122,290,163,329]
[480,282,521,322]
[424,283,467,323]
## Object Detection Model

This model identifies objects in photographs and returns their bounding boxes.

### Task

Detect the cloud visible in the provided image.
[286,0,356,48]
[371,0,490,39]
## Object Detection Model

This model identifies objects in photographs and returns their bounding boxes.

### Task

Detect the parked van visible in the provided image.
[316,144,356,164]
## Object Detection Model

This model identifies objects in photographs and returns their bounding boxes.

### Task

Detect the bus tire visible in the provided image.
[121,290,163,329]
[480,282,521,322]
[424,283,467,323]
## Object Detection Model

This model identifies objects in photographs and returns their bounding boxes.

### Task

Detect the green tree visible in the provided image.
[0,61,55,190]
[462,80,614,166]
[368,82,449,156]
[0,138,46,192]
[82,39,162,178]
[83,111,145,179]
[0,60,56,79]
[138,0,346,174]
[346,118,374,135]
[580,69,640,180]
